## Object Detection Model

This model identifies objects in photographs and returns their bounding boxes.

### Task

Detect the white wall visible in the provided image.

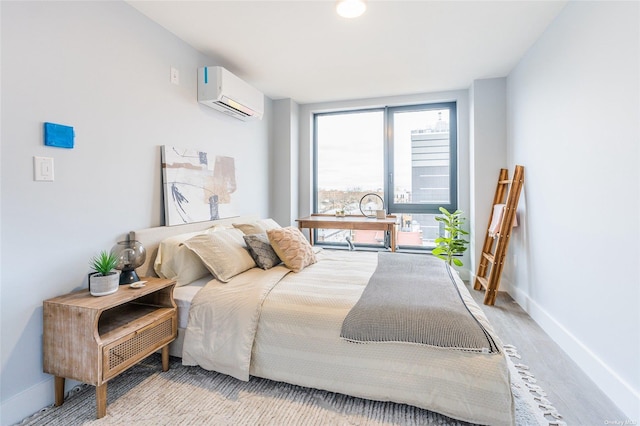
[271,99,300,227]
[506,1,639,419]
[0,2,272,424]
[468,78,507,282]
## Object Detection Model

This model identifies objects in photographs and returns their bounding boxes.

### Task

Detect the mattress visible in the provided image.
[182,249,514,426]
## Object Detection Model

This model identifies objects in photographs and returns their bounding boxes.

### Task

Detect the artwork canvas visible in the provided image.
[161,145,237,226]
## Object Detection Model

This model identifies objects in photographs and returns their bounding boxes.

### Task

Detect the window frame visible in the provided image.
[312,108,386,214]
[386,102,458,215]
[312,102,458,249]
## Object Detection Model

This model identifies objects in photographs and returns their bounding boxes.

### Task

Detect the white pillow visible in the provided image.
[153,226,227,286]
[182,228,256,283]
[233,218,281,235]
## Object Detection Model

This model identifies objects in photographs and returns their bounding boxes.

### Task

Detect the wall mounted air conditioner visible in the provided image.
[197,66,264,121]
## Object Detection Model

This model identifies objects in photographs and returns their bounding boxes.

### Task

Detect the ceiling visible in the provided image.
[127,1,567,105]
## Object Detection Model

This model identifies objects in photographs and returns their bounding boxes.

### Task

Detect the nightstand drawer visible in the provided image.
[102,310,176,381]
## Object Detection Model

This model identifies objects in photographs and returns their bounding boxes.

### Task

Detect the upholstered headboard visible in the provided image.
[132,215,258,278]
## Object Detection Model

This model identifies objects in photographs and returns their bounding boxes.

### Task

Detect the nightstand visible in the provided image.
[43,277,177,418]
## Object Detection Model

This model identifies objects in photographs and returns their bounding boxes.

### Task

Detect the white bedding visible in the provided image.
[181,249,515,426]
[173,276,210,328]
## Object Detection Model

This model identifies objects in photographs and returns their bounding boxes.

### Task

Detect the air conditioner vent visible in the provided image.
[197,67,264,121]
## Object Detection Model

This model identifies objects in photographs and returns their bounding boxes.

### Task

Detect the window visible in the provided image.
[314,102,457,249]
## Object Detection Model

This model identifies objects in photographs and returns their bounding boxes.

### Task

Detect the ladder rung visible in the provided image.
[482,252,495,263]
[498,179,512,184]
[476,276,488,290]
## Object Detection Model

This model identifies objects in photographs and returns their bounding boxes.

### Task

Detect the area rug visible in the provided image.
[17,346,561,426]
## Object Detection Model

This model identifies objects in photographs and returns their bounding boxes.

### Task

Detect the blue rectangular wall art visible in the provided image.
[44,122,74,148]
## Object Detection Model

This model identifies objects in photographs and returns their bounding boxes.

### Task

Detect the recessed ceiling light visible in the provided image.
[336,0,367,19]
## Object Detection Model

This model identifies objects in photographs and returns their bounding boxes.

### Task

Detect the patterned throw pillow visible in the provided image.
[267,227,317,273]
[243,233,281,270]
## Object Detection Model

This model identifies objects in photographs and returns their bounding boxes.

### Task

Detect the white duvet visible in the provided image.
[182,250,515,426]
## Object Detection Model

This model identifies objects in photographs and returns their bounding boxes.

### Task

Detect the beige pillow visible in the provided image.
[182,228,256,282]
[267,227,317,272]
[154,225,231,283]
[154,229,217,286]
[233,218,281,235]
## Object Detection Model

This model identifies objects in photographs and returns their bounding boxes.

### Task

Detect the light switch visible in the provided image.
[34,156,54,181]
[170,67,179,85]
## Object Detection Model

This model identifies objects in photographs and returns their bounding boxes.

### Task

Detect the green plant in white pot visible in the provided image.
[432,207,469,267]
[89,250,120,296]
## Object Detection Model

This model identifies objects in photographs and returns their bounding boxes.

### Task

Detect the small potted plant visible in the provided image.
[89,250,120,296]
[432,207,469,267]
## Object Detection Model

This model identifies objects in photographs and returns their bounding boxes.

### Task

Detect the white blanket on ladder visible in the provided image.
[488,204,518,238]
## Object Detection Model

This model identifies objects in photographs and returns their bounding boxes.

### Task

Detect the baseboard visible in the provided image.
[0,376,81,426]
[0,378,53,426]
[506,284,640,421]
[456,266,471,281]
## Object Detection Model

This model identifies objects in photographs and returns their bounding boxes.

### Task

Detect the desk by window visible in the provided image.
[297,214,397,252]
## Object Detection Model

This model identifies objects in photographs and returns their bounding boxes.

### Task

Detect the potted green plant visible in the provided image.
[432,207,469,267]
[89,250,120,296]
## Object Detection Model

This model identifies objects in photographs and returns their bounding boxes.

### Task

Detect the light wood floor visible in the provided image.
[468,285,628,425]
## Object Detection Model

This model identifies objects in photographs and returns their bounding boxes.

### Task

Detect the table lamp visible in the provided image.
[111,232,146,285]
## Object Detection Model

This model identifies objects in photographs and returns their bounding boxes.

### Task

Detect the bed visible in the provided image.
[132,215,515,426]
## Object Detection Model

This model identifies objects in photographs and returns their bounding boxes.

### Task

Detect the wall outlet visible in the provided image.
[170,67,179,85]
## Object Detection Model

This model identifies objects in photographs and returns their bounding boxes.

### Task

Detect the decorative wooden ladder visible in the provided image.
[474,165,525,305]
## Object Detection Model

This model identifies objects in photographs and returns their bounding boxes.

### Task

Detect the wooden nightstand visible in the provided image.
[43,277,177,419]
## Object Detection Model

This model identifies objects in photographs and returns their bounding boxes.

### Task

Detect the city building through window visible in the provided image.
[313,102,457,250]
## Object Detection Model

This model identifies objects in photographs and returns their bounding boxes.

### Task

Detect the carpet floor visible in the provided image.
[17,346,557,425]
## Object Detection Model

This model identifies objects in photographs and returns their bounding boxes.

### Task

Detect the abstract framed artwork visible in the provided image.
[161,145,237,226]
